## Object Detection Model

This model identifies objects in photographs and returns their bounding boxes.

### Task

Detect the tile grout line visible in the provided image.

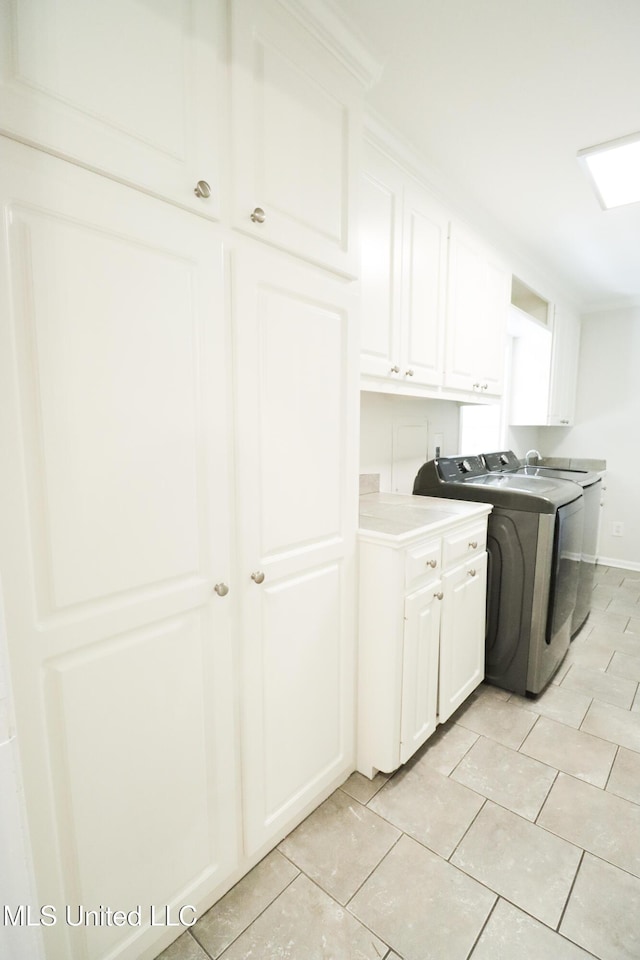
[554,847,585,934]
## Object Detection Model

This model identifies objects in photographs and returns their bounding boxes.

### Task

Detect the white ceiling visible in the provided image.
[338,0,640,310]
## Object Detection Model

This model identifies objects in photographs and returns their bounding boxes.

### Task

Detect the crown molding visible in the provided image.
[277,0,383,88]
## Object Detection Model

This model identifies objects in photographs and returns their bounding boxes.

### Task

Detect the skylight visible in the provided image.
[578,132,640,209]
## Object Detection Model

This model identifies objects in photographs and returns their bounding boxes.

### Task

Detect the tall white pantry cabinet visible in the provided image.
[0,2,371,958]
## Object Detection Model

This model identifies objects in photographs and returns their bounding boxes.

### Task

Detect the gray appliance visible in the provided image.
[412,456,584,696]
[482,450,601,636]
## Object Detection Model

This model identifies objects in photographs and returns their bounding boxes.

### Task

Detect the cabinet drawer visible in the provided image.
[442,523,486,570]
[405,539,442,590]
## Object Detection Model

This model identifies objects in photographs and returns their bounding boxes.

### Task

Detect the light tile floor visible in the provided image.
[158,564,640,960]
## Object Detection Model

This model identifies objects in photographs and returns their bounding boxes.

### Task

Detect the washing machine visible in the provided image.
[482,450,601,635]
[412,455,584,696]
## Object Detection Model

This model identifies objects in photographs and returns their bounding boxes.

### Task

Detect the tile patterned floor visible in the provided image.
[158,564,640,960]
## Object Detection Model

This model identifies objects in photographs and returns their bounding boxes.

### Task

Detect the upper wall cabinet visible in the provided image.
[0,0,225,219]
[445,222,510,397]
[230,0,362,276]
[548,304,581,425]
[360,142,449,387]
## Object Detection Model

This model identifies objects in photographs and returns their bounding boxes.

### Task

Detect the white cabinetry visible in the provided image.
[0,0,225,220]
[230,0,361,276]
[233,247,357,856]
[357,497,490,778]
[0,139,238,960]
[548,305,581,425]
[445,221,510,396]
[360,142,449,388]
[508,302,581,427]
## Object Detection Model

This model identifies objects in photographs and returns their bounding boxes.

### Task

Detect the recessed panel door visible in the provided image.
[439,553,488,722]
[400,582,441,764]
[0,139,236,960]
[231,0,359,275]
[0,0,224,218]
[233,247,357,855]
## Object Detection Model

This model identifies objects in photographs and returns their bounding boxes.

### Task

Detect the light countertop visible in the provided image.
[359,492,491,545]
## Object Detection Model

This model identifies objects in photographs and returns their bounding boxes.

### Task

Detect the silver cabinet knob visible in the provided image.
[251,571,265,584]
[434,591,444,600]
[390,365,400,374]
[214,582,229,597]
[405,369,414,377]
[481,383,488,390]
[250,207,266,223]
[473,382,481,389]
[194,180,211,199]
[468,568,477,577]
[468,541,478,549]
[426,559,437,568]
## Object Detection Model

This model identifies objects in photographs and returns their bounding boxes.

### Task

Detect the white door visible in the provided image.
[400,582,441,764]
[230,0,359,276]
[0,0,224,219]
[233,246,357,856]
[0,139,237,960]
[359,145,403,379]
[439,553,487,722]
[445,224,484,391]
[401,182,448,387]
[475,256,508,396]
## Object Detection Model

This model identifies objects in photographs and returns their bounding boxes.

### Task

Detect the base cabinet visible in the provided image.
[357,505,490,778]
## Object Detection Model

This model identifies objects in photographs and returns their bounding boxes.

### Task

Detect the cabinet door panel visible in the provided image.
[0,0,223,218]
[359,165,402,376]
[400,583,441,763]
[234,248,357,854]
[231,0,358,275]
[439,553,487,722]
[0,141,235,960]
[402,185,447,386]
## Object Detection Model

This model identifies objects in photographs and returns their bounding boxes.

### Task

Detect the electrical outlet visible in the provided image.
[612,521,624,537]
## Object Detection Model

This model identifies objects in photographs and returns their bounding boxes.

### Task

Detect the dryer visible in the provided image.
[413,456,583,696]
[482,450,601,635]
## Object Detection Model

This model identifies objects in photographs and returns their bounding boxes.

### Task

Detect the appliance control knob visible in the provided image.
[460,459,472,473]
[500,453,509,464]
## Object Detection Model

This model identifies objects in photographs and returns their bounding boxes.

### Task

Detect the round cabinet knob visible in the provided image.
[473,382,481,390]
[468,541,478,549]
[390,365,400,374]
[405,369,414,377]
[213,582,229,597]
[434,591,444,600]
[426,559,437,568]
[251,571,265,584]
[250,207,266,224]
[194,180,211,199]
[468,568,477,577]
[482,383,489,390]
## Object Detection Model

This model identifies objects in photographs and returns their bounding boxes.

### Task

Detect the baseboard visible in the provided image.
[597,556,640,573]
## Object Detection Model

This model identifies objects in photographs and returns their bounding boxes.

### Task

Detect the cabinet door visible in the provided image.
[0,140,236,960]
[445,223,508,395]
[359,145,403,378]
[0,0,224,219]
[439,553,487,722]
[401,182,448,387]
[400,582,441,764]
[233,247,357,856]
[548,305,581,425]
[230,0,360,276]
